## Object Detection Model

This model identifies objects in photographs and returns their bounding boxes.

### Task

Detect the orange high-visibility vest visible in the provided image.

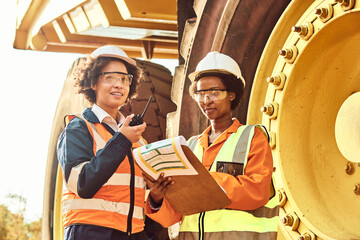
[62,115,147,234]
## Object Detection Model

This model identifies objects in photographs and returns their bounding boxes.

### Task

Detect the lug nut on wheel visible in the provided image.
[354,184,360,195]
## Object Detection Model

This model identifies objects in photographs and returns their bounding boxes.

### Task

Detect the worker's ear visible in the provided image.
[91,83,97,91]
[229,91,235,101]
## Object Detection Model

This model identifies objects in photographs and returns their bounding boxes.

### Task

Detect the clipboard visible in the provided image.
[147,145,231,216]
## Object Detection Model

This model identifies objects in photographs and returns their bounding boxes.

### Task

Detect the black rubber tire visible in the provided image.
[169,0,291,139]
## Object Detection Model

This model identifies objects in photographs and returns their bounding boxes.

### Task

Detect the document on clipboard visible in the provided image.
[133,136,198,180]
[133,136,231,216]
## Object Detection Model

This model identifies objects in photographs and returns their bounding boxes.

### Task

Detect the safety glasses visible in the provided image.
[193,89,228,102]
[97,72,133,86]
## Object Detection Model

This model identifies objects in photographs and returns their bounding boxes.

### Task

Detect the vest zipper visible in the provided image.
[127,150,135,238]
[198,212,205,240]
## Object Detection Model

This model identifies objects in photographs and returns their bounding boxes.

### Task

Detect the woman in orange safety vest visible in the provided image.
[57,45,149,240]
[143,51,279,240]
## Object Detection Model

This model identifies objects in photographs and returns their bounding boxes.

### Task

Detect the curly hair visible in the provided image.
[189,72,245,110]
[74,56,143,105]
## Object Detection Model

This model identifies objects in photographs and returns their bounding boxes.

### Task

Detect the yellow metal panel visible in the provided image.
[31,0,87,35]
[30,31,47,50]
[115,0,176,23]
[53,164,64,240]
[16,0,33,28]
[14,0,50,49]
[69,6,91,33]
[63,14,76,34]
[52,20,67,43]
[99,0,177,31]
[14,0,178,59]
[83,0,109,28]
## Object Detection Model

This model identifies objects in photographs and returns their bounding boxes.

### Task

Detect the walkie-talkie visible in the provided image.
[129,95,153,126]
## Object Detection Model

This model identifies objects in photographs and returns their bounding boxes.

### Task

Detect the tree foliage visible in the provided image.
[0,194,41,240]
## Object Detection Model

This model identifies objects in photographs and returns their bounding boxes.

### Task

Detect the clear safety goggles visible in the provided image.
[193,89,228,102]
[97,71,133,86]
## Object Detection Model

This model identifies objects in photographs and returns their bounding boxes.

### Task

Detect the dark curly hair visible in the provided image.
[74,56,143,105]
[189,72,245,110]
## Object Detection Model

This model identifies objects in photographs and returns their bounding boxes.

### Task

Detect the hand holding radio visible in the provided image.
[119,96,152,143]
[129,96,152,126]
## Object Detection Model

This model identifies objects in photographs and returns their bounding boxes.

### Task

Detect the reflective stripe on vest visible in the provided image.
[62,114,146,233]
[62,198,144,219]
[181,125,279,236]
[64,171,146,194]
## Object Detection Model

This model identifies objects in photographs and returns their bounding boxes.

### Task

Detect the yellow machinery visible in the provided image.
[249,1,360,239]
[14,0,360,239]
[14,0,178,59]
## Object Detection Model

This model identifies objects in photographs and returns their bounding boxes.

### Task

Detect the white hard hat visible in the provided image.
[91,45,136,67]
[188,51,246,87]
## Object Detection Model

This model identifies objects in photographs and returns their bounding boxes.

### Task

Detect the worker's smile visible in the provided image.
[110,91,124,97]
[204,107,216,114]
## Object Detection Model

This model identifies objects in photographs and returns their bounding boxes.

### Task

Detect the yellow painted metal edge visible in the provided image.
[14,0,50,49]
[53,164,64,240]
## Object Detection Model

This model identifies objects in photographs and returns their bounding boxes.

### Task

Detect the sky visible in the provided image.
[0,2,178,222]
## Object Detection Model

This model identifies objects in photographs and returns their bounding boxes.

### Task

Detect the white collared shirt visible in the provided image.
[91,104,125,132]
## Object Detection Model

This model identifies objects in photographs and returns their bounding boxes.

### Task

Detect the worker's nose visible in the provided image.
[113,78,124,88]
[203,95,212,104]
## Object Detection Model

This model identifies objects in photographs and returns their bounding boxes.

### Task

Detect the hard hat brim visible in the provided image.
[188,69,246,87]
[91,53,137,67]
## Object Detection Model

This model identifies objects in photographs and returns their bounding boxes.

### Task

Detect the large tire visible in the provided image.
[168,0,291,139]
[42,58,176,240]
[121,59,177,143]
[249,0,360,239]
